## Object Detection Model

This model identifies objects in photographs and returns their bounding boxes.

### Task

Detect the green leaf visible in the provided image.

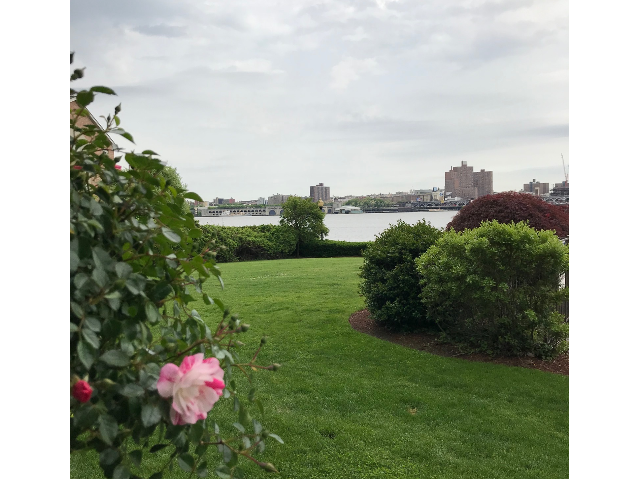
[162,227,181,243]
[84,316,101,332]
[77,340,96,370]
[91,267,109,288]
[73,273,90,290]
[190,309,203,323]
[242,436,252,450]
[115,262,133,279]
[120,131,134,143]
[100,350,130,367]
[141,404,162,427]
[70,322,79,333]
[90,85,117,95]
[252,419,262,435]
[76,90,94,107]
[71,302,84,320]
[145,302,162,324]
[141,149,159,155]
[189,421,204,443]
[113,464,130,479]
[89,199,104,216]
[120,384,145,397]
[183,192,203,202]
[178,453,195,472]
[255,399,265,416]
[215,465,232,479]
[268,433,284,444]
[99,448,121,467]
[196,461,208,478]
[74,404,99,428]
[221,445,236,465]
[82,328,100,349]
[149,473,163,479]
[128,450,143,468]
[99,414,119,445]
[71,250,80,272]
[149,443,169,453]
[213,298,225,312]
[232,422,245,433]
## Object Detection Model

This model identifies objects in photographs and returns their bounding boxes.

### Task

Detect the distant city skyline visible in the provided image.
[176,164,565,202]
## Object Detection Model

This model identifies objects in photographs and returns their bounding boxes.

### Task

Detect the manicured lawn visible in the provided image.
[71,257,568,479]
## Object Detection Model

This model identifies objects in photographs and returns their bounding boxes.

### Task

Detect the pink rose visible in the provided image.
[72,379,93,403]
[157,353,225,425]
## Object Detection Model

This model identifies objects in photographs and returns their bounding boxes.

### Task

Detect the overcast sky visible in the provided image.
[70,0,568,201]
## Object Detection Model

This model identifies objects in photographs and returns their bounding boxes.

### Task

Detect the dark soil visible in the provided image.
[349,309,568,376]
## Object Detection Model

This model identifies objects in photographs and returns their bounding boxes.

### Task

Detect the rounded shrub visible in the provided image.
[359,220,443,329]
[416,220,569,358]
[446,192,569,239]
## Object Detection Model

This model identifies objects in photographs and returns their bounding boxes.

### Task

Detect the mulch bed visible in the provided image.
[349,309,568,376]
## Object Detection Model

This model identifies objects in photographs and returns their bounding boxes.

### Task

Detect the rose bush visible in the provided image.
[70,54,282,479]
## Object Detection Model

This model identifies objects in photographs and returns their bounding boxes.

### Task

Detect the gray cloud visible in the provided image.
[132,24,187,38]
[71,0,569,199]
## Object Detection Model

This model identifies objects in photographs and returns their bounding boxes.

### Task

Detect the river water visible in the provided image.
[195,211,458,242]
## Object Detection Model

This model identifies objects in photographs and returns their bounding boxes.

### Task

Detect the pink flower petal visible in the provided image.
[179,353,203,374]
[157,363,181,398]
[170,408,184,425]
[158,354,225,424]
[205,378,225,390]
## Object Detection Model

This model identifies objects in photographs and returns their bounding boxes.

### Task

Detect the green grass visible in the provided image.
[71,257,568,479]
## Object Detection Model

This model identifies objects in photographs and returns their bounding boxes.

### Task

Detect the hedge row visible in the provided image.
[192,224,369,262]
[299,240,371,258]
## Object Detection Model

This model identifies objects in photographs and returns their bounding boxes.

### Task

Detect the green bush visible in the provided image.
[194,224,297,262]
[416,221,569,358]
[359,220,443,329]
[298,239,371,258]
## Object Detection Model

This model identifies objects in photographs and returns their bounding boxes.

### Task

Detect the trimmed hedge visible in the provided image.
[193,224,297,262]
[193,224,368,262]
[299,240,371,258]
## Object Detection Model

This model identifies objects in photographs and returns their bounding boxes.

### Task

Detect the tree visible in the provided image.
[446,192,569,239]
[279,196,329,256]
[70,55,281,478]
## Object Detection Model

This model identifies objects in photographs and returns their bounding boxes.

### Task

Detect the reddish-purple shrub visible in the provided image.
[446,192,569,239]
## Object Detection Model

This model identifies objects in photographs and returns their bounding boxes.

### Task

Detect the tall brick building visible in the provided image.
[310,183,331,203]
[444,161,493,199]
[523,179,550,196]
